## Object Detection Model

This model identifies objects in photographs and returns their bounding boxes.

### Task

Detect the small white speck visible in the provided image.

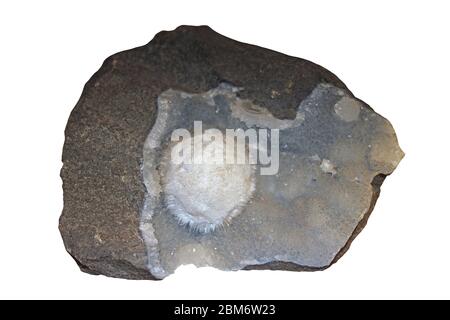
[94,233,104,244]
[320,159,337,176]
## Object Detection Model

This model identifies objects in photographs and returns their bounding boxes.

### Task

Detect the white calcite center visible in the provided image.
[162,133,255,233]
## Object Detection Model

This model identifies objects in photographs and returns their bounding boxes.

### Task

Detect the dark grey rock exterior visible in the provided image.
[60,25,403,279]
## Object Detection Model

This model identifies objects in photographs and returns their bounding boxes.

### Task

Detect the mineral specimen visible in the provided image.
[59,26,404,279]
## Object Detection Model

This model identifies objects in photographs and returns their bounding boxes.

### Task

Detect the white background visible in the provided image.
[1,0,449,299]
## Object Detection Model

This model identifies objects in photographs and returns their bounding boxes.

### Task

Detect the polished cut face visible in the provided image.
[140,83,404,279]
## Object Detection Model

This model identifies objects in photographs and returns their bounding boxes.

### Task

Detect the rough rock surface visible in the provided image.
[60,25,403,279]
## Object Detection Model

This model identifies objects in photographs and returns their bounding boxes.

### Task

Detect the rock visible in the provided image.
[59,25,404,280]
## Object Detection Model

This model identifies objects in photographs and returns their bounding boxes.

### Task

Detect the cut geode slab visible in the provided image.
[60,26,404,280]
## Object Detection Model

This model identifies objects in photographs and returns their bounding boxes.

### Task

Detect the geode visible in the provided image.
[60,25,404,279]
